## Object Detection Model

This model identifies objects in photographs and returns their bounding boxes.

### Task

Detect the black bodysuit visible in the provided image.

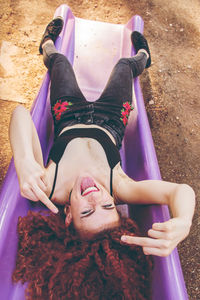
[48,128,121,199]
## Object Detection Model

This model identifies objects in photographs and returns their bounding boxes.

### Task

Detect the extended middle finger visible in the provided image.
[122,236,164,248]
[148,229,173,239]
[32,183,58,213]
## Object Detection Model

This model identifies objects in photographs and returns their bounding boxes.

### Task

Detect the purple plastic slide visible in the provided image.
[0,4,188,300]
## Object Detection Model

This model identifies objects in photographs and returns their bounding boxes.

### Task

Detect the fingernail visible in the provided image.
[54,207,59,214]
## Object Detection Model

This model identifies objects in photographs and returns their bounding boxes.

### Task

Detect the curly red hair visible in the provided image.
[13,210,153,300]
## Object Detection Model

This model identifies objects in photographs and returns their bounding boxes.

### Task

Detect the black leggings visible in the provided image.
[44,45,147,148]
[49,52,147,105]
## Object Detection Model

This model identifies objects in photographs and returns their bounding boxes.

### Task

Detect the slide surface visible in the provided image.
[0,4,188,300]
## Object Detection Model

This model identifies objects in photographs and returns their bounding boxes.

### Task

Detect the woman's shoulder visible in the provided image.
[112,163,136,204]
[113,163,132,182]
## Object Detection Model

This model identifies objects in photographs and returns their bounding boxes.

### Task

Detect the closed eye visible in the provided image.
[81,209,94,217]
[80,205,115,218]
[102,204,115,209]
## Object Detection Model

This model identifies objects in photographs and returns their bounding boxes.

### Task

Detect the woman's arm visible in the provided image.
[9,105,58,213]
[9,105,43,165]
[114,167,195,256]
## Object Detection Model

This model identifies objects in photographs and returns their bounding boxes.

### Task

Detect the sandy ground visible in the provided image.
[0,0,199,299]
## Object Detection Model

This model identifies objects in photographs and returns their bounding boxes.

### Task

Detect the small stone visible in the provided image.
[176,116,179,120]
[149,100,154,105]
[165,29,168,32]
[187,65,192,69]
[180,28,184,32]
[169,23,173,27]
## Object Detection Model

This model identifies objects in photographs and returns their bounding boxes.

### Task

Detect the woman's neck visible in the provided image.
[46,137,112,204]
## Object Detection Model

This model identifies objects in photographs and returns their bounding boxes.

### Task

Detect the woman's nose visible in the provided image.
[87,192,100,204]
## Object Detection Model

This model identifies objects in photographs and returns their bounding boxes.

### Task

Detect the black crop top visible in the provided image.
[48,128,121,199]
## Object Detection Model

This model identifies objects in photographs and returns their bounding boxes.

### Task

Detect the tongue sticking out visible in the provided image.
[81,177,98,195]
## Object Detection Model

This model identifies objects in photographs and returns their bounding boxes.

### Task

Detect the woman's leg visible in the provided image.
[97,31,151,105]
[96,51,148,105]
[40,17,86,105]
[42,40,87,106]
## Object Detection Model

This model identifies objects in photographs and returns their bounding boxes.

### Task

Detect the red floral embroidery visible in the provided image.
[53,100,72,121]
[120,101,134,126]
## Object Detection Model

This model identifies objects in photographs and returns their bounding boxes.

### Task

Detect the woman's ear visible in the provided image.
[65,205,72,227]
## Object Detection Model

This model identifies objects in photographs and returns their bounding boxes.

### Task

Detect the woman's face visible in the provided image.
[65,175,120,237]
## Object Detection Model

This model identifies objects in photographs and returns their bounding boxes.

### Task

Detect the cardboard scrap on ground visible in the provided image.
[0,41,28,103]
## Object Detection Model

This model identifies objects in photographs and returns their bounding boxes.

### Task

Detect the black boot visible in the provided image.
[131,31,151,68]
[39,16,64,54]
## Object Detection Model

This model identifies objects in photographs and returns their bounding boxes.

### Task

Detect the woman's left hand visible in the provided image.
[121,217,191,257]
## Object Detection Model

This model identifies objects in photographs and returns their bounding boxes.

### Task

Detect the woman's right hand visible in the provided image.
[16,157,58,213]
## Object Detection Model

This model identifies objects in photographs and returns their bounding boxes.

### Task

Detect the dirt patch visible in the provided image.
[0,0,199,299]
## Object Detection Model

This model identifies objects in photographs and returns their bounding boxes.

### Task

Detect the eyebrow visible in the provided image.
[80,206,115,219]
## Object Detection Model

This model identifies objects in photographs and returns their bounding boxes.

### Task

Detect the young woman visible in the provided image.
[9,17,195,256]
[10,16,195,300]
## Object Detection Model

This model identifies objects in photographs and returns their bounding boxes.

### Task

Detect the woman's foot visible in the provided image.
[39,16,64,54]
[131,31,151,68]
